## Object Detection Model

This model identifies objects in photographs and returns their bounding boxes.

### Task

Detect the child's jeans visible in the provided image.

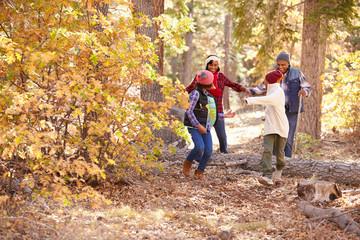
[187,128,213,171]
[262,134,287,178]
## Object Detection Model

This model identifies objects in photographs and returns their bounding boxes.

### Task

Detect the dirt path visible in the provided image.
[2,108,360,239]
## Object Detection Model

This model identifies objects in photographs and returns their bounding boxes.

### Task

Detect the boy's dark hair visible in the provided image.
[195,82,214,90]
[206,55,220,72]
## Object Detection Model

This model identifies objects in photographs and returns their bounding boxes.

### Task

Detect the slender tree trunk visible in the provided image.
[170,56,178,81]
[133,0,162,103]
[223,14,231,111]
[317,18,327,111]
[152,0,164,75]
[134,0,184,144]
[299,0,322,139]
[183,0,194,86]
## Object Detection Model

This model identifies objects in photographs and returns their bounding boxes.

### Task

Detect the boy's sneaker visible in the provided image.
[273,169,283,182]
[258,176,274,186]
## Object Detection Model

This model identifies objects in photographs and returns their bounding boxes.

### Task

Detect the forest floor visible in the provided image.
[1,106,360,240]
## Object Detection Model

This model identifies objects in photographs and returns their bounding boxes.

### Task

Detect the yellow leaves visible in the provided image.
[25,51,58,73]
[0,195,10,212]
[6,51,16,64]
[0,37,21,65]
[323,50,360,131]
[48,131,58,140]
[41,51,57,64]
[28,145,43,159]
[39,120,47,129]
[73,160,86,177]
[0,0,193,203]
[73,108,83,118]
[0,135,6,144]
[14,136,23,146]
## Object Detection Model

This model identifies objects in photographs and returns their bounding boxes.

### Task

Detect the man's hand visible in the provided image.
[197,125,207,134]
[298,89,307,98]
[225,110,235,118]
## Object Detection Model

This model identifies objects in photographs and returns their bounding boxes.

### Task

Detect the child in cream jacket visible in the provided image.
[245,70,289,185]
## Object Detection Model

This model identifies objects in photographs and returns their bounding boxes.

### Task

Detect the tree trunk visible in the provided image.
[223,14,231,111]
[133,0,162,103]
[178,55,185,85]
[218,153,360,187]
[170,56,178,81]
[182,0,194,86]
[133,0,181,144]
[299,0,322,139]
[152,0,164,75]
[297,180,342,202]
[165,149,360,186]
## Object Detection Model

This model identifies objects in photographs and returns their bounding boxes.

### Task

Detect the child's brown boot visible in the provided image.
[182,159,193,177]
[194,170,205,181]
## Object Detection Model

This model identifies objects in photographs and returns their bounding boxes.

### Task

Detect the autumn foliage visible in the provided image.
[0,0,188,201]
[323,51,360,133]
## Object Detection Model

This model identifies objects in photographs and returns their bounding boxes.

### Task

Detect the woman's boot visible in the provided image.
[194,169,204,181]
[182,159,193,177]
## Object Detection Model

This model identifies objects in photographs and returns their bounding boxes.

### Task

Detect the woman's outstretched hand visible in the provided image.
[224,110,236,118]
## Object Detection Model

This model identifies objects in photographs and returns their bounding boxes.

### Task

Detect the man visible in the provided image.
[248,51,312,158]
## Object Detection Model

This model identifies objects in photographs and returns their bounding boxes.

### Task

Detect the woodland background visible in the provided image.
[0,0,360,239]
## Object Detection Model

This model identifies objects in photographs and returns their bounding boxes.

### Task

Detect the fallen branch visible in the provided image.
[298,201,360,236]
[306,209,358,222]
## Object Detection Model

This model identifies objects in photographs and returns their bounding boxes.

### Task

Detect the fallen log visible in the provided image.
[207,159,247,167]
[229,153,360,186]
[298,201,360,236]
[162,146,360,186]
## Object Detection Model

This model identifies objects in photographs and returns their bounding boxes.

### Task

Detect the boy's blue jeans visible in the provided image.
[187,128,213,171]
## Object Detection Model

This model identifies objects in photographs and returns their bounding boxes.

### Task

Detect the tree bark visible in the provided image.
[297,180,342,202]
[133,0,181,144]
[223,14,231,111]
[218,153,360,187]
[133,0,162,103]
[182,0,194,86]
[152,0,164,75]
[299,0,323,139]
[299,201,360,236]
[170,56,179,82]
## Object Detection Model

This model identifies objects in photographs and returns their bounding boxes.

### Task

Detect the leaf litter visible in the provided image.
[1,109,359,239]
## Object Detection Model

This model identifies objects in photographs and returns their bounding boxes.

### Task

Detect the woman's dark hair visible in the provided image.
[205,55,220,72]
[195,82,214,90]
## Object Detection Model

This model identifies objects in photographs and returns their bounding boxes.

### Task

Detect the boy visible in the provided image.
[245,70,289,185]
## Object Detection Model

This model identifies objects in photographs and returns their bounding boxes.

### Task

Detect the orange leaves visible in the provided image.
[0,0,190,203]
